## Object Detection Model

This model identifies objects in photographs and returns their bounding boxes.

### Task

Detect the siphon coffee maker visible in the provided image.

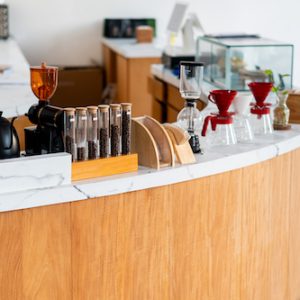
[201,90,237,146]
[177,61,204,153]
[25,62,64,155]
[248,82,273,135]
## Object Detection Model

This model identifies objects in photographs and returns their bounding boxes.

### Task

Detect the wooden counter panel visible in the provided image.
[1,149,300,299]
[0,210,23,300]
[22,204,72,300]
[289,149,300,299]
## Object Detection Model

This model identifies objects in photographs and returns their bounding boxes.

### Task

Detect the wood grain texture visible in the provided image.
[1,149,300,299]
[0,210,23,300]
[22,204,72,300]
[116,54,129,102]
[128,58,161,117]
[287,93,300,124]
[10,115,33,151]
[289,149,300,299]
[103,44,116,84]
[72,154,138,181]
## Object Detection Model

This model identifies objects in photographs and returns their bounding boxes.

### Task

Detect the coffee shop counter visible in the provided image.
[1,125,300,299]
[1,125,300,213]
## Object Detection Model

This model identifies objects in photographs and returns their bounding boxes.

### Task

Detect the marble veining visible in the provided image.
[0,125,299,212]
[0,153,71,195]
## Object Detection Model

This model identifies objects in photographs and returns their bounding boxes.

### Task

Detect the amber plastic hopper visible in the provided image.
[30,62,58,104]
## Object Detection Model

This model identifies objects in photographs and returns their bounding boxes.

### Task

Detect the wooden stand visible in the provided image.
[164,124,196,164]
[131,116,175,169]
[72,154,138,181]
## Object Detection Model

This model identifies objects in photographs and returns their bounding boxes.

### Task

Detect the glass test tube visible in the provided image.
[110,104,121,157]
[98,105,109,158]
[87,106,99,160]
[64,107,76,161]
[75,107,87,161]
[121,103,132,155]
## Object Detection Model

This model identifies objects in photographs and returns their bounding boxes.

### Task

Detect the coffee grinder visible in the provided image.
[177,61,204,153]
[25,62,64,155]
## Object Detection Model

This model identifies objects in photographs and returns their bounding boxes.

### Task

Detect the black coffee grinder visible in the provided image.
[25,63,64,155]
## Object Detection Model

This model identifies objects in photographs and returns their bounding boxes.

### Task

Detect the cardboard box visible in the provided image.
[51,66,103,108]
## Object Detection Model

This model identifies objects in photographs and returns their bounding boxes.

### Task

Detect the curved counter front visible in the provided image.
[0,126,300,299]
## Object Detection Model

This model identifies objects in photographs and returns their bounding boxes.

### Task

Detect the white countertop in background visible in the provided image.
[1,125,300,213]
[0,39,36,118]
[102,38,163,58]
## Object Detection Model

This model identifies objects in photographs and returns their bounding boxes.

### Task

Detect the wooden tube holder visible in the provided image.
[72,154,138,181]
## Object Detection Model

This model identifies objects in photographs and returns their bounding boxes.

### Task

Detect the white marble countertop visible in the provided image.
[0,38,36,118]
[102,37,163,58]
[1,125,300,213]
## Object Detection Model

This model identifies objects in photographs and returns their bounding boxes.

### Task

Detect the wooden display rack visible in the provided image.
[72,154,138,181]
[131,116,175,169]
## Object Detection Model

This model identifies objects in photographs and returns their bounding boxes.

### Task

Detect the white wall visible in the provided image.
[7,0,300,85]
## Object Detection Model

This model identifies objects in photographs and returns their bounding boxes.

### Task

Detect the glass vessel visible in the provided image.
[201,89,237,147]
[121,103,132,155]
[232,94,254,142]
[177,61,204,153]
[204,123,237,147]
[75,107,87,161]
[273,92,291,130]
[98,105,110,158]
[30,62,58,104]
[64,108,76,161]
[110,104,121,156]
[87,106,99,159]
[196,36,293,91]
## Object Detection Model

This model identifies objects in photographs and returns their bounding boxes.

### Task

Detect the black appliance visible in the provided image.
[25,102,64,156]
[0,4,9,39]
[162,51,195,70]
[104,18,156,38]
[0,111,20,159]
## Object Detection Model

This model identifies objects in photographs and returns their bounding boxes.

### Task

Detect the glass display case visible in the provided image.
[196,36,294,91]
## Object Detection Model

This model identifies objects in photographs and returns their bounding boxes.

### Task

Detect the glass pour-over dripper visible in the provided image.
[177,61,204,153]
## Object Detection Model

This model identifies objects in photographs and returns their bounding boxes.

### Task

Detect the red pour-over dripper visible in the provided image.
[248,82,273,107]
[202,90,237,136]
[248,82,273,115]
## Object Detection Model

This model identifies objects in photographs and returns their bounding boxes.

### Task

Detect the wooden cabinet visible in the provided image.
[102,44,161,117]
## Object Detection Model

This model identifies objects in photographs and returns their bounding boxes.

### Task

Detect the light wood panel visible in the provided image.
[0,148,300,299]
[169,177,210,299]
[208,170,242,299]
[116,54,129,102]
[269,153,291,300]
[71,187,171,300]
[0,210,23,300]
[72,153,138,181]
[10,115,33,151]
[22,204,72,299]
[240,160,272,299]
[128,57,161,117]
[289,149,300,299]
[103,45,116,84]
